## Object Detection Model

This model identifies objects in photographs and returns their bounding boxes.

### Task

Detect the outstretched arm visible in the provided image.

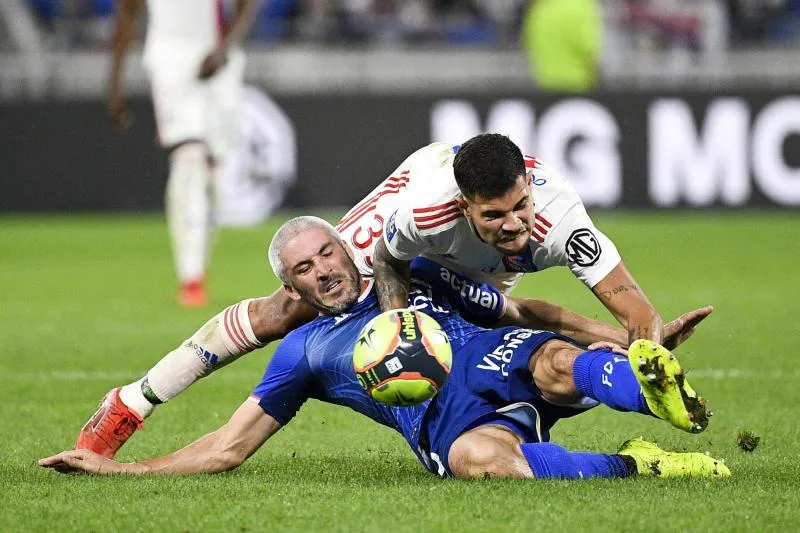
[42,399,279,475]
[592,262,664,345]
[499,297,627,347]
[373,237,412,311]
[500,296,712,352]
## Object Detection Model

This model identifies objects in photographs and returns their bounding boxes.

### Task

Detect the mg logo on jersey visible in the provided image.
[566,228,602,266]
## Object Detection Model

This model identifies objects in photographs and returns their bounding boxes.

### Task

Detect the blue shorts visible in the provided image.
[418,326,596,477]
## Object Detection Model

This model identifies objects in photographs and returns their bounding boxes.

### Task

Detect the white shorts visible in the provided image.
[147,47,245,160]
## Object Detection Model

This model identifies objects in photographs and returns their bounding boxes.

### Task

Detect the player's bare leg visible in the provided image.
[448,424,729,480]
[529,339,710,433]
[448,424,532,479]
[165,141,213,307]
[75,289,317,457]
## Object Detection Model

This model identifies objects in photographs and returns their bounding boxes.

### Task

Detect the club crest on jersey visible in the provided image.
[385,210,398,243]
[502,245,537,273]
[566,228,602,266]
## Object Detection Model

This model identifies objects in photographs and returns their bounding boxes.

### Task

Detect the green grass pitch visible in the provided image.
[2,212,799,532]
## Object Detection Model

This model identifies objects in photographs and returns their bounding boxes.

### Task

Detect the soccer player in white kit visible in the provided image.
[371,135,666,347]
[108,0,259,307]
[74,134,712,458]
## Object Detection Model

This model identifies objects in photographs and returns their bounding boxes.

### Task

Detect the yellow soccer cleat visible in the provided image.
[618,438,731,478]
[629,339,708,433]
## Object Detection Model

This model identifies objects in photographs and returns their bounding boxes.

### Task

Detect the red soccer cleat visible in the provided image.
[75,388,143,458]
[178,279,208,308]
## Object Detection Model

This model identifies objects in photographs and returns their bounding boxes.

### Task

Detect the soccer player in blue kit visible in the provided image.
[41,217,729,480]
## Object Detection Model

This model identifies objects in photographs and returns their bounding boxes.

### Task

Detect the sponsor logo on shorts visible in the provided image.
[476,328,535,377]
[566,228,602,267]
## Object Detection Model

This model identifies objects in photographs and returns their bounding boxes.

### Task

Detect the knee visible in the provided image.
[449,429,531,479]
[531,340,581,400]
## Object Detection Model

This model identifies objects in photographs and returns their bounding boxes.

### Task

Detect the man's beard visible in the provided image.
[294,256,361,315]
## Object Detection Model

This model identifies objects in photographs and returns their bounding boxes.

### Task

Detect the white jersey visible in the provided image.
[336,142,621,294]
[143,0,223,65]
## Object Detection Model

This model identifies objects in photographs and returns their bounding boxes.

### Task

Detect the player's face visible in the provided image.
[282,228,362,315]
[459,174,534,255]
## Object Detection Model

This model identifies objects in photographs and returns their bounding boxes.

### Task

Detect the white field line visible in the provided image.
[2,368,800,382]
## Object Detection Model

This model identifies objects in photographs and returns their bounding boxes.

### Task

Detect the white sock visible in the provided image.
[144,299,264,404]
[165,142,213,284]
[119,377,155,419]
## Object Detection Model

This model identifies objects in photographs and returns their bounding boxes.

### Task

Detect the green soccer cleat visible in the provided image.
[618,438,731,478]
[629,339,708,433]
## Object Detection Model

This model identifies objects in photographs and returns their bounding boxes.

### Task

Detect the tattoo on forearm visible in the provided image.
[628,326,650,342]
[600,284,641,301]
[376,278,410,311]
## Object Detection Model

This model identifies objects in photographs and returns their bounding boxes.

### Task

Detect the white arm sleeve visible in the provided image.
[539,203,621,289]
[382,206,427,261]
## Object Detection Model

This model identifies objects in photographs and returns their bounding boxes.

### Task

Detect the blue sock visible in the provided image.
[520,442,631,479]
[572,349,650,414]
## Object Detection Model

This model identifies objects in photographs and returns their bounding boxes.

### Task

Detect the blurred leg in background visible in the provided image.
[215,85,297,228]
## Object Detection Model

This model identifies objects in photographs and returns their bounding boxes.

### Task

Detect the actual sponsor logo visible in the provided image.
[566,228,601,267]
[438,267,500,312]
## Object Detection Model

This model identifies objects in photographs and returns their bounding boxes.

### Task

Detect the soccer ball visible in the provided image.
[353,309,452,406]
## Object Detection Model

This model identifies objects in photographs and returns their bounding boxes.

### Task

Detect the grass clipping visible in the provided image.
[737,430,761,452]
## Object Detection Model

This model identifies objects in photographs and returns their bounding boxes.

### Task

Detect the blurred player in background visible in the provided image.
[109,0,259,306]
[215,85,296,228]
[522,0,603,91]
[74,134,712,458]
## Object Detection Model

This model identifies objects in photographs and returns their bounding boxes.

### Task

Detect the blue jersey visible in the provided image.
[252,258,583,476]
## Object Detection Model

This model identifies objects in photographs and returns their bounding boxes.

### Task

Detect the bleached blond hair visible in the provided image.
[268,216,341,284]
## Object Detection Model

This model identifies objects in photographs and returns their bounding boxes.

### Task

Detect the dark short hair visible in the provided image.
[453,133,525,200]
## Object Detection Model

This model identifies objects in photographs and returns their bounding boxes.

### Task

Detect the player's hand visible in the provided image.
[198,47,228,79]
[39,449,127,475]
[587,341,628,356]
[107,88,132,132]
[662,306,713,350]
